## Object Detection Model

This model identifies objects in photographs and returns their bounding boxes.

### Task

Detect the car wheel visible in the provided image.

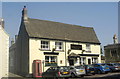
[81,75,84,78]
[57,77,65,79]
[42,77,47,79]
[92,73,95,75]
[71,73,76,78]
[110,68,113,72]
[53,77,57,79]
[97,70,102,74]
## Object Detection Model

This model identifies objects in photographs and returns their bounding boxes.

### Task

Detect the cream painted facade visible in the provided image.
[29,38,101,74]
[9,7,101,77]
[0,22,9,78]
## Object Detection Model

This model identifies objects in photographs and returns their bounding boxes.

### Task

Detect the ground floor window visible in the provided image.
[92,58,98,64]
[45,56,57,66]
[80,57,86,65]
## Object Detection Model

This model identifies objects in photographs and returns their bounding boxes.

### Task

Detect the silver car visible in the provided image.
[69,65,86,78]
[107,63,120,71]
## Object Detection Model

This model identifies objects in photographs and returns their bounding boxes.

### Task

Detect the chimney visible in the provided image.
[22,6,28,22]
[0,18,4,28]
[15,35,18,41]
[11,38,15,45]
[113,34,118,44]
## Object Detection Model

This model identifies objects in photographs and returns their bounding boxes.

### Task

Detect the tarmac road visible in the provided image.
[69,72,120,79]
[1,72,120,79]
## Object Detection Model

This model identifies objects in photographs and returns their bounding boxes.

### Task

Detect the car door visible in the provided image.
[43,67,54,77]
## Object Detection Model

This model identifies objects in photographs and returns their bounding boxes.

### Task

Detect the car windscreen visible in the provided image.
[59,67,69,70]
[107,64,113,66]
[113,63,119,66]
[75,66,84,69]
[87,65,94,68]
[101,64,106,66]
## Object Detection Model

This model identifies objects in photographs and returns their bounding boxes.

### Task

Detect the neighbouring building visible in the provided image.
[9,6,101,77]
[0,18,9,78]
[104,34,120,63]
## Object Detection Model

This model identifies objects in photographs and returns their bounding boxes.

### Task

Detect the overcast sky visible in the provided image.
[2,2,118,47]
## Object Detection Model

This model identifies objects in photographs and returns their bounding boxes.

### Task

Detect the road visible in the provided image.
[1,72,120,79]
[69,72,120,79]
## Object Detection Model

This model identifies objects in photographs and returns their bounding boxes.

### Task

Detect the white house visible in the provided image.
[0,18,9,78]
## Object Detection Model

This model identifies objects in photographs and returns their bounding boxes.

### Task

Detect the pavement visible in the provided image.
[1,72,23,79]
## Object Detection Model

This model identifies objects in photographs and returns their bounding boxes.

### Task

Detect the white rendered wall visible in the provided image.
[0,26,9,78]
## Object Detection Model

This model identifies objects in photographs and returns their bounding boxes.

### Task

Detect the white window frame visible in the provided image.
[80,57,86,65]
[45,56,57,66]
[55,42,63,51]
[86,44,91,52]
[41,41,50,50]
[92,58,98,63]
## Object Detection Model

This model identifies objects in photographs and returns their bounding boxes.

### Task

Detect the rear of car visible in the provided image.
[106,63,117,72]
[84,65,96,75]
[92,63,110,74]
[69,65,86,78]
[57,66,71,78]
[110,63,120,71]
[42,66,71,79]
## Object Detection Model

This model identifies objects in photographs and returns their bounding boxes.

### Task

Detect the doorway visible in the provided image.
[88,59,91,64]
[69,60,74,66]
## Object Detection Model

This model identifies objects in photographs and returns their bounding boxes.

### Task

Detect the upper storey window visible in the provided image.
[55,42,63,51]
[86,44,91,52]
[41,41,50,50]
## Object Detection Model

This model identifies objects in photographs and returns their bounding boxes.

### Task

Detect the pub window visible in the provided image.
[55,42,63,50]
[71,44,82,50]
[45,56,57,66]
[86,44,91,51]
[41,41,50,50]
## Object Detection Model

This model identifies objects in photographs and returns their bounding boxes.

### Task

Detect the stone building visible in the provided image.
[9,6,101,77]
[104,34,120,63]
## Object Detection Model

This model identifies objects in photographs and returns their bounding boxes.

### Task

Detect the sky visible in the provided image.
[2,2,118,47]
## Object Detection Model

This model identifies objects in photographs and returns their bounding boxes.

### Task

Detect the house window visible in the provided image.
[71,44,82,50]
[55,42,63,50]
[41,41,49,50]
[80,57,86,65]
[92,58,98,63]
[45,56,57,66]
[86,44,91,52]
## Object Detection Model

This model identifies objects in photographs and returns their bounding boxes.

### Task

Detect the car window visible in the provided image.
[70,67,74,69]
[107,64,113,66]
[101,64,105,66]
[75,66,84,69]
[114,63,119,66]
[46,67,53,72]
[87,65,94,68]
[60,67,69,70]
[94,64,100,67]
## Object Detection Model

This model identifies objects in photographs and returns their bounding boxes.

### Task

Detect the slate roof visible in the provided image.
[24,18,100,44]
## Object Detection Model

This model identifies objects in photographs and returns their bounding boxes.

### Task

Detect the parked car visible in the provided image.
[92,63,110,74]
[68,65,86,78]
[42,66,71,79]
[106,63,120,72]
[84,64,96,75]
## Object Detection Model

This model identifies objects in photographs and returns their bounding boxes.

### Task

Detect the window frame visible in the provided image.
[41,40,50,50]
[86,44,91,52]
[45,56,57,66]
[55,41,63,51]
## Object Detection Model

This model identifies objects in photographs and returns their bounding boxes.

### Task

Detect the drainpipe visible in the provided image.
[65,41,67,66]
